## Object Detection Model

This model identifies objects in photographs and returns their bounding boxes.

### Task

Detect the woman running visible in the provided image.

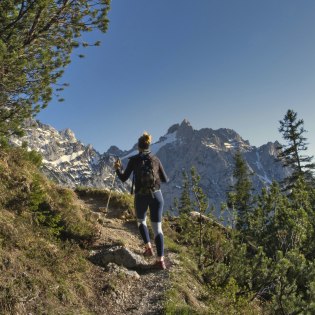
[114,132,168,270]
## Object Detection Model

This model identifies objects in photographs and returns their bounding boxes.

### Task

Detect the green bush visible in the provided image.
[26,150,42,167]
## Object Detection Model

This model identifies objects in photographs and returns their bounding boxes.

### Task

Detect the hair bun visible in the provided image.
[138,132,152,150]
[142,132,152,144]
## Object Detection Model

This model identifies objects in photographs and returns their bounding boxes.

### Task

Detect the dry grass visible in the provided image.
[0,147,100,314]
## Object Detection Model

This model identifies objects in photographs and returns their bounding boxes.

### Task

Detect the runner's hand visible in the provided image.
[114,159,121,170]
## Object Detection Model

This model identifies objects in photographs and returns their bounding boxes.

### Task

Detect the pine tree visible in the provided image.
[178,170,192,215]
[190,166,209,267]
[0,0,110,138]
[227,151,253,231]
[177,169,194,245]
[247,180,315,313]
[177,167,210,267]
[278,109,315,189]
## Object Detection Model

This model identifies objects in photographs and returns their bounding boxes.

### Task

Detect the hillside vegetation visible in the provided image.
[1,109,315,314]
[2,3,315,312]
[0,145,262,314]
[0,145,103,314]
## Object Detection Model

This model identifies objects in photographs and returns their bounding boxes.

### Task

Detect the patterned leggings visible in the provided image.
[134,190,164,257]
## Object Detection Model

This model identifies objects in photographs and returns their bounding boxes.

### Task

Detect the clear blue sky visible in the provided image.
[38,0,315,157]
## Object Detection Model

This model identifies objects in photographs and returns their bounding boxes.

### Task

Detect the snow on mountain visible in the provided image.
[138,120,289,213]
[151,132,177,154]
[11,119,290,213]
[10,120,128,192]
[121,131,177,160]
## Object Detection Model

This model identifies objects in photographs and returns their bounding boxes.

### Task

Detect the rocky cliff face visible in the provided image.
[127,119,289,213]
[11,119,289,213]
[10,120,129,192]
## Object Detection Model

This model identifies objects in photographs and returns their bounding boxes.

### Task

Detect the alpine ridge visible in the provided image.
[10,119,129,193]
[11,119,290,212]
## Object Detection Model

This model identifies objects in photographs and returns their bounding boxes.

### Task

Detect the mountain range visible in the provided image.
[11,119,290,213]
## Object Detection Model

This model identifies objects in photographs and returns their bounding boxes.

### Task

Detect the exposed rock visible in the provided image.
[167,123,180,134]
[107,145,125,157]
[10,119,130,192]
[92,246,148,269]
[60,128,76,143]
[106,262,141,280]
[11,118,290,215]
[152,120,290,213]
[87,211,105,224]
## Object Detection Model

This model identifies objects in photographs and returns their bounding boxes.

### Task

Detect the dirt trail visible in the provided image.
[82,195,172,315]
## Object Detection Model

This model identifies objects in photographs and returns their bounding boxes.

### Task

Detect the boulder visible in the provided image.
[93,246,148,269]
[106,262,140,280]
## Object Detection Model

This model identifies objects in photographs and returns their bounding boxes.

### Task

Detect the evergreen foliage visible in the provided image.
[190,166,209,267]
[178,167,220,268]
[277,109,315,189]
[178,170,192,215]
[227,151,253,231]
[177,169,194,244]
[173,155,315,313]
[0,0,110,138]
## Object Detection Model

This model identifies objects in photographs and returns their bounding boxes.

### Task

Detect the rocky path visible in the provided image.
[86,206,173,315]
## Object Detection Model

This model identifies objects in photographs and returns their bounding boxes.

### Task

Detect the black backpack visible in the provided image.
[133,154,156,195]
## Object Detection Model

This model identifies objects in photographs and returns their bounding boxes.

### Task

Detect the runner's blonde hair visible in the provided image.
[138,131,152,149]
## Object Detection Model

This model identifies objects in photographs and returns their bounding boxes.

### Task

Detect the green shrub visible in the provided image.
[28,175,63,237]
[50,187,96,244]
[26,150,42,167]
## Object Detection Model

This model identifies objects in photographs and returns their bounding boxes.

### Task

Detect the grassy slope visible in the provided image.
[0,146,99,314]
[0,145,262,314]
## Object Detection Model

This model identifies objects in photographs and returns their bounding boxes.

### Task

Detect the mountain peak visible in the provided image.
[176,119,194,139]
[107,145,125,157]
[180,119,192,128]
[60,128,76,142]
[166,119,192,135]
[11,119,288,213]
[167,124,179,134]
